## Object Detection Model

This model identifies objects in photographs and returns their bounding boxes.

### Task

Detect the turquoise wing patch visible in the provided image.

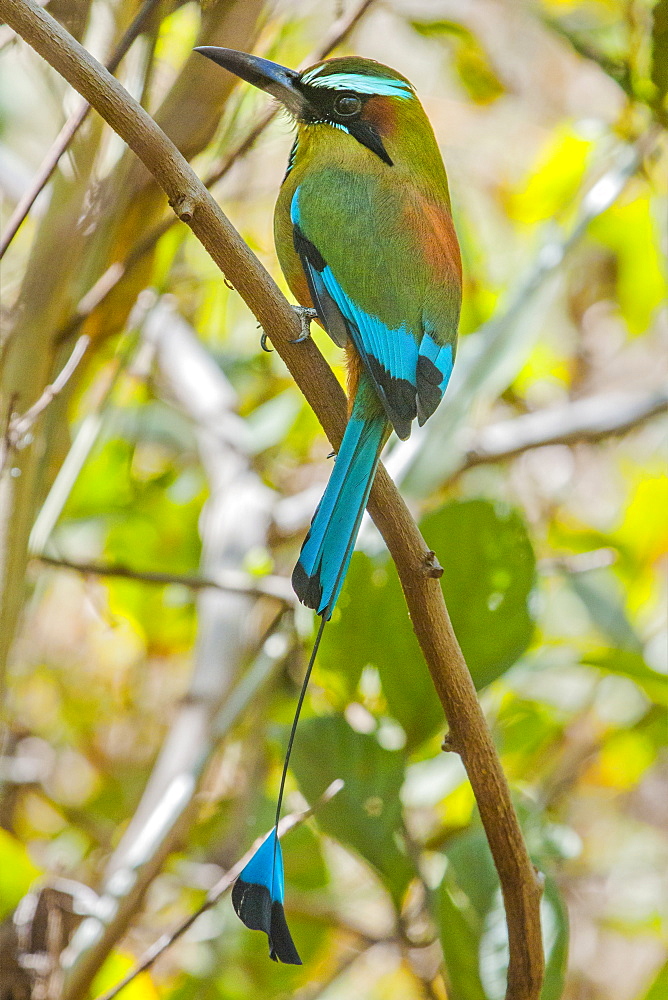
[291,189,419,439]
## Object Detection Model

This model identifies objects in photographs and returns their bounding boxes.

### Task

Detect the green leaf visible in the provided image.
[479,878,568,1000]
[410,19,470,39]
[289,715,414,906]
[589,195,667,336]
[454,38,505,104]
[439,873,487,999]
[566,568,642,651]
[282,823,329,893]
[320,553,444,748]
[583,649,668,706]
[445,829,499,919]
[651,0,668,102]
[540,878,569,1000]
[318,553,388,699]
[421,500,536,688]
[508,127,593,225]
[641,960,668,1000]
[245,388,302,454]
[410,19,504,103]
[0,829,41,920]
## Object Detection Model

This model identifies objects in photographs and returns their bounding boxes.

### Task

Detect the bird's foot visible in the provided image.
[290,306,317,344]
[259,329,272,353]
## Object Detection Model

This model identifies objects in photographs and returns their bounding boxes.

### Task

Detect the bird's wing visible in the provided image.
[290,179,459,439]
[291,185,419,439]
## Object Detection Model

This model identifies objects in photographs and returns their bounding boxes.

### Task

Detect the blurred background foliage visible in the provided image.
[0,0,666,998]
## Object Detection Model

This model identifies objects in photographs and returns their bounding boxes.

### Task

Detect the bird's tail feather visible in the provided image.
[292,403,387,617]
[232,828,301,964]
[233,393,386,964]
[232,616,329,965]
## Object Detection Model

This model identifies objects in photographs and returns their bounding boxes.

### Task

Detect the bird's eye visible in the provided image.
[333,93,362,118]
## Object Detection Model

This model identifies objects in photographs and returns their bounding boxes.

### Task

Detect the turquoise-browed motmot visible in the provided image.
[196,46,462,965]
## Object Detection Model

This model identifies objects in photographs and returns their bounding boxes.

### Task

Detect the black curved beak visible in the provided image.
[194,47,303,115]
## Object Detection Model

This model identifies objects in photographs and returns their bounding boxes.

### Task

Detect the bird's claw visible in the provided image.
[290,306,317,344]
[260,330,273,353]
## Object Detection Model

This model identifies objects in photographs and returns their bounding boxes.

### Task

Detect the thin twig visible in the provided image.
[286,387,668,535]
[34,553,296,604]
[539,548,617,575]
[1,2,544,997]
[8,335,90,439]
[58,301,286,998]
[315,0,376,54]
[0,335,90,474]
[453,387,668,478]
[93,780,344,1000]
[0,0,164,260]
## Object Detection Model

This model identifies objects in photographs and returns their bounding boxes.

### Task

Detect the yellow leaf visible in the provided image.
[616,471,668,564]
[509,127,593,225]
[590,730,655,790]
[589,190,667,335]
[0,829,41,920]
[92,950,159,1000]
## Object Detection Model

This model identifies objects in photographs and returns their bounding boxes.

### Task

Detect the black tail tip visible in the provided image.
[232,879,302,965]
[269,901,302,965]
[291,561,323,611]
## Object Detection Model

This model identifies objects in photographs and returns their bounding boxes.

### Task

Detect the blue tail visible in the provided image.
[292,399,387,618]
[232,828,301,964]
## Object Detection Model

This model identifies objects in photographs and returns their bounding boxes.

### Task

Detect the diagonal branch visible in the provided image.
[452,387,668,479]
[0,2,544,998]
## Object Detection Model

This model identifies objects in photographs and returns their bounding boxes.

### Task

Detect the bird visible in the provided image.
[195,46,462,965]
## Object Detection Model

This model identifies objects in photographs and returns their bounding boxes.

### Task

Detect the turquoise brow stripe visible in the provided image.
[301,69,413,99]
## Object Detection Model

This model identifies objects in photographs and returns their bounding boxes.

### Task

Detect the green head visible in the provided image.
[195,49,439,171]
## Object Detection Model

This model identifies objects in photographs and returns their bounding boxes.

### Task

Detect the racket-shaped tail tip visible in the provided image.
[232,829,302,965]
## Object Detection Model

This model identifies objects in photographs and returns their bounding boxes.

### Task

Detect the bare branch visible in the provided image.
[0,334,90,474]
[0,2,544,997]
[33,554,296,604]
[455,387,668,477]
[314,0,376,54]
[93,780,344,1000]
[7,334,89,441]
